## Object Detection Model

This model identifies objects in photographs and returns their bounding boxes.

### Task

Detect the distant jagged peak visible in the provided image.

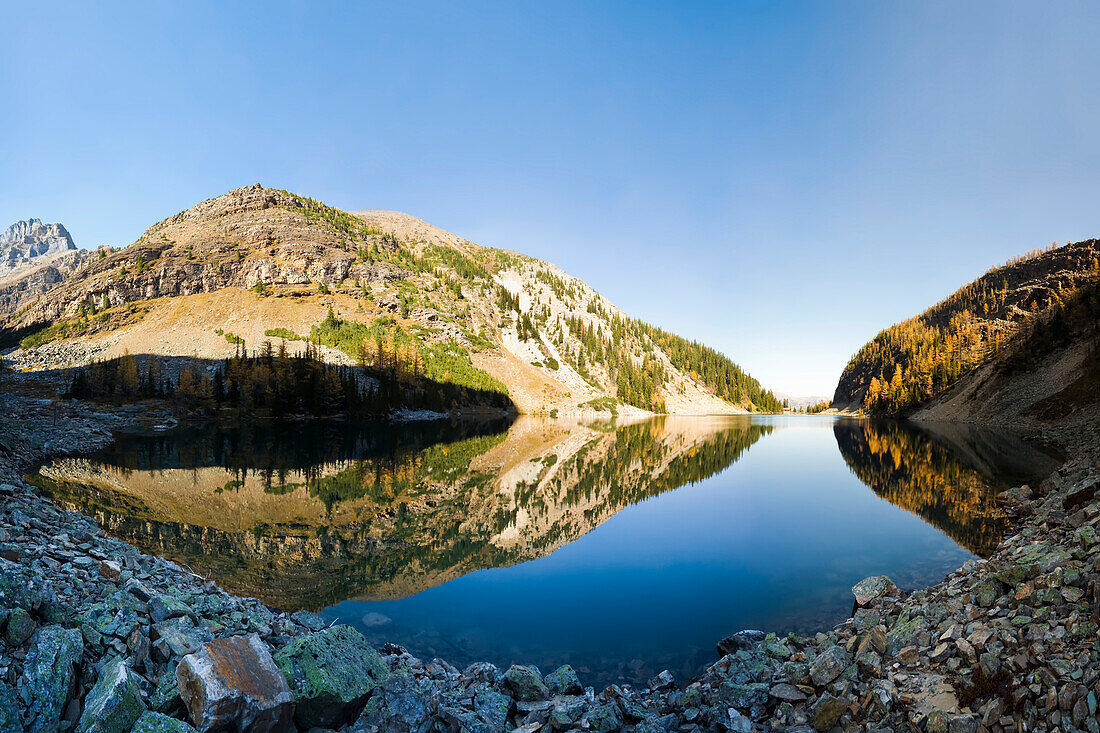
[1,218,75,251]
[1,218,77,280]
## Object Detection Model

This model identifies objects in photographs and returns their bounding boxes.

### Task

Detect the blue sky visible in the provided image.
[3,2,1099,396]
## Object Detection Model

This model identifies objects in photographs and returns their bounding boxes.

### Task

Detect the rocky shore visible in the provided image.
[1,393,1098,732]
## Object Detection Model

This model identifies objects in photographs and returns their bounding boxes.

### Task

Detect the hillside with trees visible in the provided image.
[834,239,1100,415]
[2,185,781,416]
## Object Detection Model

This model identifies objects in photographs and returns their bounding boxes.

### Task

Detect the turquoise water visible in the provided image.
[33,415,1053,686]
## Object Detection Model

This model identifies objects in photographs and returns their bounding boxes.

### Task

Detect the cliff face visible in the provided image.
[1,185,780,416]
[833,238,1100,415]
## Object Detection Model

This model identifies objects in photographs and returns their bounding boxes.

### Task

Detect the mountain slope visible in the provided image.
[833,238,1100,415]
[1,185,780,415]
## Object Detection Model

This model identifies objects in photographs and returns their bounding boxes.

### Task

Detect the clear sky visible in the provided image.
[3,2,1099,396]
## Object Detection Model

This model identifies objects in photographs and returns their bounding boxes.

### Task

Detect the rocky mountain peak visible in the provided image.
[1,218,77,280]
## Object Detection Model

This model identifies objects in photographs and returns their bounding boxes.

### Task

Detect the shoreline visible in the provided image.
[1,394,1097,732]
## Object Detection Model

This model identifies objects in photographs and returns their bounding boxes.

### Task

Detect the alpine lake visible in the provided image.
[28,414,1060,687]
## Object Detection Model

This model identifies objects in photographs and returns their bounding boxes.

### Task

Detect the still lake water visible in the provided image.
[30,414,1057,685]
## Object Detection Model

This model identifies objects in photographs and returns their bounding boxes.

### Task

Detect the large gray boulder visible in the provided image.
[18,626,84,732]
[77,657,146,733]
[273,624,388,729]
[176,634,294,733]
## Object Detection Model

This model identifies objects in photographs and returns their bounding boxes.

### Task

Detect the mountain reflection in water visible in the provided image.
[29,415,1054,685]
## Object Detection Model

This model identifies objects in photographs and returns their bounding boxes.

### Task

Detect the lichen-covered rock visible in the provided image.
[544,664,583,696]
[811,692,845,731]
[5,606,36,646]
[809,645,849,686]
[473,687,510,728]
[131,712,198,733]
[349,673,429,733]
[582,702,623,732]
[0,678,19,733]
[0,557,56,613]
[18,625,84,733]
[886,614,927,656]
[176,633,294,733]
[500,664,548,702]
[150,669,183,715]
[273,624,387,728]
[851,575,899,606]
[77,657,146,733]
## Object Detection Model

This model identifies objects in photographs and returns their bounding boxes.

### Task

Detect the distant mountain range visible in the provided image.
[0,185,781,416]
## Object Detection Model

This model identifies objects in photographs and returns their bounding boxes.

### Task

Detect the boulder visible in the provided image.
[501,664,549,701]
[716,629,765,656]
[77,657,146,733]
[810,645,850,686]
[5,606,36,646]
[544,664,584,696]
[176,633,294,733]
[18,625,84,732]
[349,673,429,733]
[811,692,845,731]
[150,595,195,623]
[132,712,198,732]
[273,624,387,728]
[851,576,899,607]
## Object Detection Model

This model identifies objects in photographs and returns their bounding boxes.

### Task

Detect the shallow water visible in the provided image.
[31,414,1056,686]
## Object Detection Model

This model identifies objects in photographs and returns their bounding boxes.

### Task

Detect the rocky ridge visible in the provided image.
[0,185,776,416]
[1,391,1098,731]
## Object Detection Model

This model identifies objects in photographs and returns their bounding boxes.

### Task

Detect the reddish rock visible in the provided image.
[176,634,293,733]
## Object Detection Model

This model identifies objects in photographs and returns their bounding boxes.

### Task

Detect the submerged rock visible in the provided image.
[77,657,146,733]
[273,624,388,729]
[176,633,294,733]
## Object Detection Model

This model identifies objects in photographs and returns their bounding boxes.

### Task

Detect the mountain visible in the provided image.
[0,219,103,316]
[0,218,76,279]
[0,185,781,415]
[834,238,1100,428]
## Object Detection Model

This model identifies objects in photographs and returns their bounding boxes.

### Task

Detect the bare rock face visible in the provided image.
[0,219,76,279]
[176,633,294,733]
